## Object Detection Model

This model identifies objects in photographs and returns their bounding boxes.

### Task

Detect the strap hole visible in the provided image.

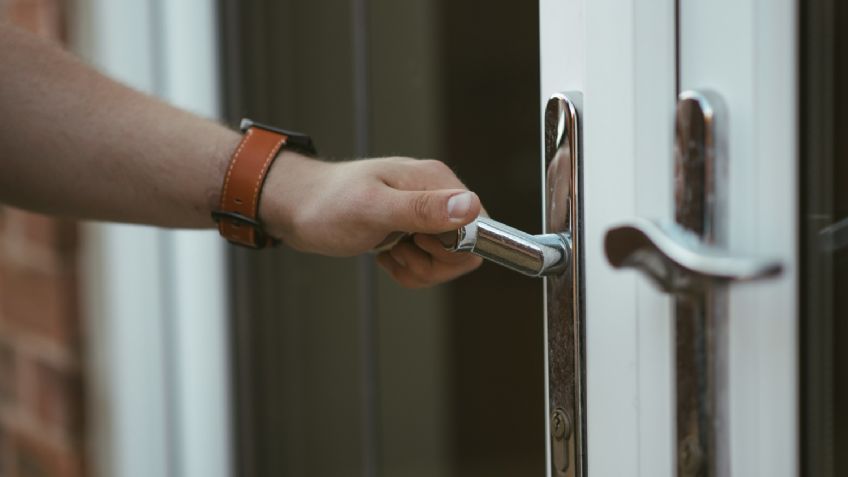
[234,198,243,205]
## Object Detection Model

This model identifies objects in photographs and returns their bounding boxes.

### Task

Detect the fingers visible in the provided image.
[379,158,467,191]
[371,158,482,233]
[376,252,428,288]
[376,235,482,288]
[412,233,473,264]
[381,188,482,234]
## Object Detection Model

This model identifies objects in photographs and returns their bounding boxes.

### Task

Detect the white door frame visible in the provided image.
[72,2,232,477]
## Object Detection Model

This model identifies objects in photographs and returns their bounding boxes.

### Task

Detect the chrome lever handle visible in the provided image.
[439,216,570,277]
[604,218,782,294]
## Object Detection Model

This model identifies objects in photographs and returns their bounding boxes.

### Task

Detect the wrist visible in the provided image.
[258,150,331,244]
[212,119,318,248]
[206,128,243,220]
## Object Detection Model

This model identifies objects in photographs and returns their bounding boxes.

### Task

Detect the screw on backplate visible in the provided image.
[551,409,571,441]
[679,434,705,477]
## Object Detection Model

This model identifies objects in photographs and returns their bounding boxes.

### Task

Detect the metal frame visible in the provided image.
[799,0,838,474]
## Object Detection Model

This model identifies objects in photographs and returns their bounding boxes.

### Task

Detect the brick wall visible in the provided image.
[0,1,86,476]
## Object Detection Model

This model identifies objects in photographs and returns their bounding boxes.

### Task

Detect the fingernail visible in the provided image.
[447,191,473,220]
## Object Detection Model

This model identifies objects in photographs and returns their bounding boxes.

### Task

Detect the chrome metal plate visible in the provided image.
[674,90,729,477]
[544,93,585,477]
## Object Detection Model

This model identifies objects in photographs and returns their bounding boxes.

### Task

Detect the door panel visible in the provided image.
[543,0,798,475]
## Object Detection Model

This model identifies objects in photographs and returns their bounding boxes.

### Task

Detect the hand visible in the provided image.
[260,153,484,287]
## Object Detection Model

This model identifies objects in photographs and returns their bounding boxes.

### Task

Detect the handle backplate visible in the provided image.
[544,92,585,477]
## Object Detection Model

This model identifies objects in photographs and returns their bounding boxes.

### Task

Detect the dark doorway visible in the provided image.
[219,1,543,476]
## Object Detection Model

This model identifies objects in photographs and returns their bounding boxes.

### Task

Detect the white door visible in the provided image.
[539,0,798,476]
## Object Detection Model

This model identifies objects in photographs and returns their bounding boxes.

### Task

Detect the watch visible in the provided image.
[212,118,316,248]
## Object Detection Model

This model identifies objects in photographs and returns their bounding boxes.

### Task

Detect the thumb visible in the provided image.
[386,189,481,233]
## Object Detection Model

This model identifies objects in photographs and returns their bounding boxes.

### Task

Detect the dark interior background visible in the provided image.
[800,0,848,475]
[218,1,543,476]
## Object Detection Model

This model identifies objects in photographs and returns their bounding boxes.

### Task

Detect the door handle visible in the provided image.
[439,216,570,277]
[604,218,781,294]
[603,91,781,477]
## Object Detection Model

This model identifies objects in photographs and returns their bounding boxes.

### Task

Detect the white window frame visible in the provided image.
[72,2,232,477]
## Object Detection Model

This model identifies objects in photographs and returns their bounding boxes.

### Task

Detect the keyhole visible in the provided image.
[551,408,572,475]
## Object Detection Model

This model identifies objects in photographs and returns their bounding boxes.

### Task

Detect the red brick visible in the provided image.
[0,342,15,407]
[0,419,10,477]
[1,209,78,262]
[11,429,83,477]
[0,265,79,348]
[32,363,82,440]
[0,3,85,477]
[24,215,77,255]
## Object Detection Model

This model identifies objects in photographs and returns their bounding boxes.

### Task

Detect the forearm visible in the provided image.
[0,23,484,287]
[0,22,239,228]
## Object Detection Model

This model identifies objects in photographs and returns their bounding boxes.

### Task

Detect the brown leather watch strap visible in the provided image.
[213,120,315,248]
[214,125,286,248]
